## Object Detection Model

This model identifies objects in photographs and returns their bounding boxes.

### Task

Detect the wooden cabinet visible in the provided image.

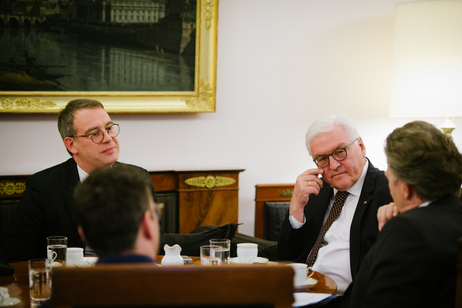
[151,169,244,234]
[0,169,244,236]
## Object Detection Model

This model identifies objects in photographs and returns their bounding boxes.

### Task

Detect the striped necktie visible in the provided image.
[306,190,349,266]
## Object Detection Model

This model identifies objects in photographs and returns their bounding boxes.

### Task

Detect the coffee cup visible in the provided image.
[236,243,258,264]
[287,263,314,286]
[66,247,84,267]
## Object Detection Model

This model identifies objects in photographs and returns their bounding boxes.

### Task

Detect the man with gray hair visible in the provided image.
[278,114,392,306]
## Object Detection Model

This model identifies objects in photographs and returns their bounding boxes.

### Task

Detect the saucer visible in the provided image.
[294,277,317,291]
[75,257,98,268]
[0,297,21,307]
[229,257,269,264]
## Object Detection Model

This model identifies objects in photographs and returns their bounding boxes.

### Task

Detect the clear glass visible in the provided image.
[29,259,52,302]
[200,245,222,266]
[46,236,67,265]
[209,239,231,264]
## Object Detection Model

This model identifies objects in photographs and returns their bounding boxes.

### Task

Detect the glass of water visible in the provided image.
[209,239,231,264]
[200,245,222,265]
[46,236,67,265]
[29,258,52,302]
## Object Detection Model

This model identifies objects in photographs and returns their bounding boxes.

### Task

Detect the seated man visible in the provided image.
[0,99,181,262]
[343,121,462,307]
[278,114,392,305]
[73,164,160,263]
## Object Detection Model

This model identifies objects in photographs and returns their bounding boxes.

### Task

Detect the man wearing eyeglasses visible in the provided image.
[278,114,392,307]
[0,99,149,262]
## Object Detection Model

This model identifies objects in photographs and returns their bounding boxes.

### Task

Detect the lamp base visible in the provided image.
[441,118,456,138]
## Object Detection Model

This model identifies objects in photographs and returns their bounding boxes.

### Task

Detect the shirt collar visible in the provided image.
[77,164,89,182]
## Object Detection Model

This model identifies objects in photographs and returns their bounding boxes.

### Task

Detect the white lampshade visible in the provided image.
[390,0,462,118]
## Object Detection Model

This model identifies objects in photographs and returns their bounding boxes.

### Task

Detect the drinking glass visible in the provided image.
[29,258,52,302]
[209,239,231,264]
[200,245,222,265]
[46,236,67,265]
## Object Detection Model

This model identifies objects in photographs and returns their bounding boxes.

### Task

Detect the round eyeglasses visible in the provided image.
[313,139,357,168]
[72,124,120,144]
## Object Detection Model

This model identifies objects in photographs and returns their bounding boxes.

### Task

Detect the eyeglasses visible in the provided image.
[72,124,120,144]
[313,139,357,168]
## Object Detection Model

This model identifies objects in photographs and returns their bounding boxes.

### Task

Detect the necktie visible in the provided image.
[306,190,349,266]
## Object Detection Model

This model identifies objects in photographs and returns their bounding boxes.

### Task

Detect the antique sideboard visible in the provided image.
[0,169,245,243]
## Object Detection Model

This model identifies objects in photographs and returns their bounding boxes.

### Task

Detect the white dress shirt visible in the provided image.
[289,160,369,295]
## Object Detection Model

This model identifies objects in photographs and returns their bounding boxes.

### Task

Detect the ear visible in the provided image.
[402,182,412,200]
[77,226,86,243]
[140,211,154,240]
[64,137,78,155]
[357,137,366,158]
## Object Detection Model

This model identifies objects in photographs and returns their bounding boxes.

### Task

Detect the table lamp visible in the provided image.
[389,0,462,137]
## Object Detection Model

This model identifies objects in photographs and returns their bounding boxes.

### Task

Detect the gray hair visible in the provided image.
[305,114,360,156]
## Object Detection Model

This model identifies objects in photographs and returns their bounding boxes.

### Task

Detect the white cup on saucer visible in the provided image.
[66,247,84,267]
[236,243,258,263]
[287,263,314,286]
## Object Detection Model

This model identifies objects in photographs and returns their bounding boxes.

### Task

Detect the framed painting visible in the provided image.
[0,0,217,113]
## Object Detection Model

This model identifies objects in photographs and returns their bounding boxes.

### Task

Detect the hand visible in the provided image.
[290,168,323,223]
[377,202,399,231]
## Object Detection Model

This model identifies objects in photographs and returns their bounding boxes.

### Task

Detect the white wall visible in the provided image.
[2,0,461,236]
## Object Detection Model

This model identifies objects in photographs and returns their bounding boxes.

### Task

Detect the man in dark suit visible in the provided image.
[0,99,158,262]
[343,121,462,308]
[278,114,392,306]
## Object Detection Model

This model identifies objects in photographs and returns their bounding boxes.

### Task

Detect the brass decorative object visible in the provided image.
[280,189,294,198]
[0,182,26,196]
[185,176,236,189]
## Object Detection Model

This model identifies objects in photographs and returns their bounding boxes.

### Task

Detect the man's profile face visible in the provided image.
[69,107,120,173]
[310,126,366,191]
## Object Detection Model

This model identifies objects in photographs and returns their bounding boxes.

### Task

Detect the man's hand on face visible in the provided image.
[290,168,324,223]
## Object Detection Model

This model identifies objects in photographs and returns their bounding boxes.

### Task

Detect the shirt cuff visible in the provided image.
[289,214,305,229]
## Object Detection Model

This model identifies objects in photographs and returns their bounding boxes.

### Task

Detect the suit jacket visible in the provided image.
[343,195,462,308]
[0,158,156,263]
[278,160,392,281]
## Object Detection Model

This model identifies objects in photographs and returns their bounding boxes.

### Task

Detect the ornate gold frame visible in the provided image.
[0,0,217,114]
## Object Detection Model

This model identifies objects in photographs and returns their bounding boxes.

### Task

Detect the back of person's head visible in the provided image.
[58,99,104,154]
[73,164,154,257]
[305,114,360,155]
[385,121,462,201]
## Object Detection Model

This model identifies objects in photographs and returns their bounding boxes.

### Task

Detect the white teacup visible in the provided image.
[287,263,314,286]
[66,247,84,267]
[236,243,258,264]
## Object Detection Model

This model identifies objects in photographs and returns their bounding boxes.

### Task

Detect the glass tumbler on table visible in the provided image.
[29,258,52,302]
[46,235,68,265]
[209,239,231,264]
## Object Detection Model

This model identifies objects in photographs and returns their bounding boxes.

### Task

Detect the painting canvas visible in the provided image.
[0,0,217,113]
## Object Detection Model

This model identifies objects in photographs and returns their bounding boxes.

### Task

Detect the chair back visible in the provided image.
[50,263,294,308]
[456,237,462,308]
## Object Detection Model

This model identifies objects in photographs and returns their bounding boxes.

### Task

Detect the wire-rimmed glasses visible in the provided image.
[72,124,120,144]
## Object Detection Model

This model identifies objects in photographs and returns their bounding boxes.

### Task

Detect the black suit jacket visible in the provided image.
[0,158,156,263]
[278,160,392,280]
[343,195,462,308]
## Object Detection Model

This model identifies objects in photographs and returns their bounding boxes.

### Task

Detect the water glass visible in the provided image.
[29,258,52,302]
[46,236,67,265]
[209,239,231,264]
[200,245,222,265]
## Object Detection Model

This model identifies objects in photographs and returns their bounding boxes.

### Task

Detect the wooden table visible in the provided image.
[0,258,337,307]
